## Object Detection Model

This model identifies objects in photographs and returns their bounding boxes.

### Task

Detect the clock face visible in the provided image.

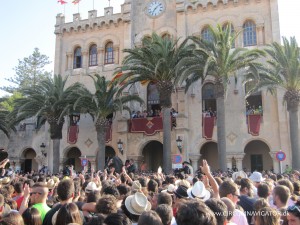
[147,1,165,17]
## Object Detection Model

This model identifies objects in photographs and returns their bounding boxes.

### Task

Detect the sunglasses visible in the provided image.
[30,192,42,196]
[288,205,300,213]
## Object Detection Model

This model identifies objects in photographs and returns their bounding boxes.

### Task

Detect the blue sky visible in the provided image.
[0,0,299,97]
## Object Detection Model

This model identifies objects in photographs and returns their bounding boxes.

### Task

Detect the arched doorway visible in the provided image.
[142,141,163,172]
[243,140,272,172]
[65,147,82,172]
[105,146,116,165]
[21,149,37,173]
[0,151,8,168]
[200,142,218,171]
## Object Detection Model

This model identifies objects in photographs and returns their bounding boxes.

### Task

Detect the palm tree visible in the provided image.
[74,75,143,170]
[245,37,300,170]
[118,33,196,173]
[180,24,264,171]
[10,75,81,174]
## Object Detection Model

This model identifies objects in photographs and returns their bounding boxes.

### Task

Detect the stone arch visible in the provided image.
[134,29,153,46]
[21,148,38,173]
[243,139,273,172]
[64,146,82,171]
[238,13,265,26]
[199,141,219,171]
[156,26,177,39]
[142,140,163,172]
[217,16,238,29]
[99,34,120,48]
[84,37,101,50]
[68,40,85,53]
[191,18,216,36]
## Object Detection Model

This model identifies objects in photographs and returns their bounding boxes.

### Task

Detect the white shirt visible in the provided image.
[231,209,248,225]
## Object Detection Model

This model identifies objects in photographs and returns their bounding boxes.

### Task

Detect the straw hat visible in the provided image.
[47,179,55,190]
[162,184,177,195]
[0,177,10,185]
[187,181,211,201]
[131,180,142,192]
[232,171,248,181]
[125,192,151,215]
[85,182,100,193]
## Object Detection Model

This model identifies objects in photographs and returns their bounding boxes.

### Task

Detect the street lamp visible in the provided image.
[40,143,47,157]
[176,136,182,153]
[117,139,124,155]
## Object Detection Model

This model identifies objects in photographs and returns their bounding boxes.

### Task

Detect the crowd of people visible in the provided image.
[0,157,299,225]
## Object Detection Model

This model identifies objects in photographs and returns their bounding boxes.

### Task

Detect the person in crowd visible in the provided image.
[287,202,300,225]
[22,207,42,225]
[175,199,216,225]
[0,211,25,225]
[53,203,83,225]
[138,210,163,225]
[127,159,137,174]
[238,178,256,224]
[156,204,173,225]
[253,207,280,225]
[205,198,227,225]
[219,180,248,225]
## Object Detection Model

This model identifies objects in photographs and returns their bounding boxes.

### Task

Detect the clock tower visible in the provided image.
[128,0,177,46]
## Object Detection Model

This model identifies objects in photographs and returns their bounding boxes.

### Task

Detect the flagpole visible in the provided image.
[93,0,95,10]
[64,4,66,16]
[78,2,79,13]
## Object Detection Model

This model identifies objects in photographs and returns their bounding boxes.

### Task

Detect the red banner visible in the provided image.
[247,115,261,136]
[67,125,79,144]
[129,117,163,136]
[202,116,216,140]
[106,123,112,143]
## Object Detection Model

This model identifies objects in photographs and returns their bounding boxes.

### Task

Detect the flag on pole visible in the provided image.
[57,0,68,4]
[72,0,81,4]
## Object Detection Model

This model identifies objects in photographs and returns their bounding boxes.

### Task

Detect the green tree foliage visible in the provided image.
[1,48,52,94]
[0,92,22,112]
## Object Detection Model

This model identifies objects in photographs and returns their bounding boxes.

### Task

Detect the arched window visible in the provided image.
[243,20,257,47]
[222,23,235,48]
[245,81,263,115]
[89,44,97,66]
[201,26,213,42]
[73,47,82,69]
[202,83,216,114]
[142,36,152,46]
[147,82,160,116]
[162,33,171,40]
[105,42,114,64]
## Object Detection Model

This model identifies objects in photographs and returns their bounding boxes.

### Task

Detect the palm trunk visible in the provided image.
[96,129,106,171]
[48,118,64,174]
[162,107,172,174]
[95,118,109,170]
[158,81,173,174]
[288,105,300,170]
[52,139,60,174]
[215,81,227,172]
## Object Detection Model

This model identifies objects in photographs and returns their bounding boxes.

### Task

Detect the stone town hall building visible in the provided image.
[1,0,289,174]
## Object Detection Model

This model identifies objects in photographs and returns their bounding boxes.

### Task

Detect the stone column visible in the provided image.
[82,50,88,68]
[269,151,280,173]
[226,156,233,171]
[257,24,264,46]
[114,46,120,64]
[189,153,201,173]
[98,48,104,66]
[67,52,73,70]
[88,158,97,172]
[59,158,66,173]
[235,153,245,171]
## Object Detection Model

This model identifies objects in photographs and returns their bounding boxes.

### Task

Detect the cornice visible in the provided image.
[54,12,131,35]
[176,0,262,13]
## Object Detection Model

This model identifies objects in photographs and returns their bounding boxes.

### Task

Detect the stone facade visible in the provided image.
[1,0,291,174]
